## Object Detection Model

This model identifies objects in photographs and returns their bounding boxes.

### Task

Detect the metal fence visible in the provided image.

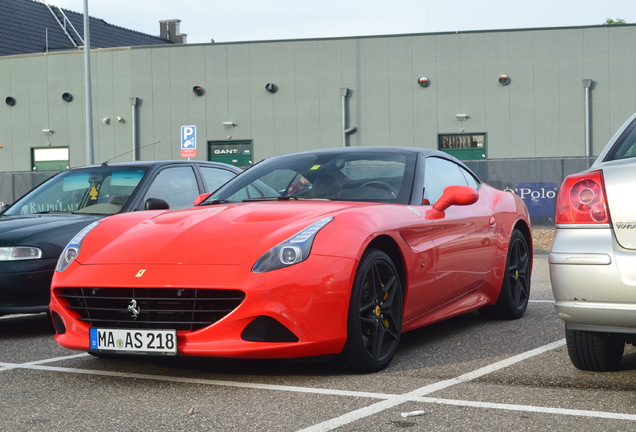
[0,171,58,210]
[0,156,596,226]
[464,157,596,227]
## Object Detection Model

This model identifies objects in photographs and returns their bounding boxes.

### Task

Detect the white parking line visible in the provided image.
[2,339,635,430]
[297,339,568,432]
[416,397,636,421]
[0,352,89,371]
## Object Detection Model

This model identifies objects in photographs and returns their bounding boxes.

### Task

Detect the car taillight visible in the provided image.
[555,170,610,224]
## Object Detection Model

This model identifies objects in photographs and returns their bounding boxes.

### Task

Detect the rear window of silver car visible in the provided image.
[604,118,636,161]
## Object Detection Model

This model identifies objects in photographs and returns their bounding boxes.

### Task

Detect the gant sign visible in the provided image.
[213,149,239,154]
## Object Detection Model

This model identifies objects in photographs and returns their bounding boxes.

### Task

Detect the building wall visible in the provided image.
[1,25,636,171]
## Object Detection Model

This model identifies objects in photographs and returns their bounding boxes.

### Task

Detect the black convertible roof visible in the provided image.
[272,146,466,165]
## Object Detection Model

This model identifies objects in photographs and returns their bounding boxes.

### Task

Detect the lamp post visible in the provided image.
[83,0,94,165]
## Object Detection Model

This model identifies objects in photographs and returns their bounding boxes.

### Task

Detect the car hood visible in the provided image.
[0,213,103,258]
[79,201,381,266]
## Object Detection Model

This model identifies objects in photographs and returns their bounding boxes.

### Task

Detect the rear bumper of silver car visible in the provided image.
[552,299,636,333]
[549,225,636,334]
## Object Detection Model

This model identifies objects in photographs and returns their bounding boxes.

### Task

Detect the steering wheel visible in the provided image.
[361,181,397,198]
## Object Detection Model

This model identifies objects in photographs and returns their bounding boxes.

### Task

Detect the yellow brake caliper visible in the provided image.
[380,287,389,328]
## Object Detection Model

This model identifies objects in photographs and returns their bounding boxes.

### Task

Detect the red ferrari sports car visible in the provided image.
[50,147,532,372]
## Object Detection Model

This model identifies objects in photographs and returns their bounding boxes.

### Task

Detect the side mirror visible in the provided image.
[425,185,478,220]
[144,198,170,210]
[194,192,212,206]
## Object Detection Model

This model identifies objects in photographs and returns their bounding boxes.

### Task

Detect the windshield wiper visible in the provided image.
[199,199,233,206]
[242,196,300,202]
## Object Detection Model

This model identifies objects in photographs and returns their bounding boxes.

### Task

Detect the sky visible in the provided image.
[49,0,636,44]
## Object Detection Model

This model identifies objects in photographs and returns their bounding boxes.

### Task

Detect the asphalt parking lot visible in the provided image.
[2,253,635,432]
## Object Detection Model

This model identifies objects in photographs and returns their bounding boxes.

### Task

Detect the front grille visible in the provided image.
[57,287,245,331]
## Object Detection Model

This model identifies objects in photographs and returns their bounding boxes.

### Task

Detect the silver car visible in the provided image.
[550,112,636,371]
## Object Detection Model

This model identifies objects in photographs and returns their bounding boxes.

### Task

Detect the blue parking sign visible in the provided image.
[181,125,196,157]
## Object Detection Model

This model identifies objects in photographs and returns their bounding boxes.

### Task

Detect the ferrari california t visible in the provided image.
[50,147,532,372]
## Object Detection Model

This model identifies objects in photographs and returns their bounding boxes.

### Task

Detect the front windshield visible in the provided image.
[4,167,147,216]
[207,150,415,204]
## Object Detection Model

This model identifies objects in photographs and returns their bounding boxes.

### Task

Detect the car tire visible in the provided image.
[480,229,531,320]
[565,327,625,372]
[338,249,403,373]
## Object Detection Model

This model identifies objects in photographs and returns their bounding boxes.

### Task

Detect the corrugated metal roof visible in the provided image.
[0,0,172,57]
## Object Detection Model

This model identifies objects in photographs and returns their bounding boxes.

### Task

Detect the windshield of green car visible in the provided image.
[3,167,147,215]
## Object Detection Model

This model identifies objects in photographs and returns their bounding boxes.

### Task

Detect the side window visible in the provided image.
[260,169,299,194]
[460,167,480,189]
[604,118,636,161]
[200,167,236,193]
[423,157,470,205]
[143,167,198,210]
[228,183,274,201]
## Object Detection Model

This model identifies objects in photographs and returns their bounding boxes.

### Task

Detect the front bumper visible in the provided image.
[50,255,357,359]
[549,225,636,333]
[0,259,56,314]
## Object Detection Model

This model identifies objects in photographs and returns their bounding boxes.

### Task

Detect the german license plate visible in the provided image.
[89,328,177,355]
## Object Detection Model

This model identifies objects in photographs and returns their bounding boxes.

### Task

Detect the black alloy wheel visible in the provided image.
[338,249,403,373]
[480,229,531,319]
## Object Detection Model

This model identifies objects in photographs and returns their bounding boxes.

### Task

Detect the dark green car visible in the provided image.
[0,160,240,315]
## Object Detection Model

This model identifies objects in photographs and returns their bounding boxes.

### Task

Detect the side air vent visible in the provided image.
[241,316,299,343]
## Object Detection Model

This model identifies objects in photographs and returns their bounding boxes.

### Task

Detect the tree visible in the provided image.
[604,18,627,25]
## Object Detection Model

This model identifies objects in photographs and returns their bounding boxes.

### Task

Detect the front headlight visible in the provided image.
[0,246,43,261]
[252,217,333,273]
[55,221,101,272]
